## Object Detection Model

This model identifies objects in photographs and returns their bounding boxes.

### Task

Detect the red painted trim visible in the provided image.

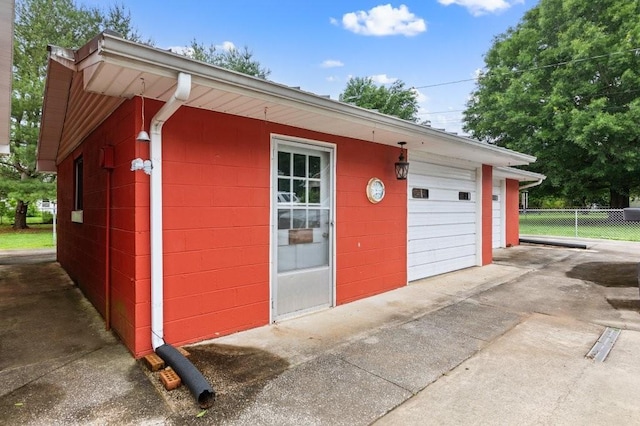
[505,179,520,246]
[482,165,493,265]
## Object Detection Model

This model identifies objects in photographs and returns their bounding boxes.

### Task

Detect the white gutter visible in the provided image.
[519,178,545,191]
[494,166,545,191]
[150,72,191,350]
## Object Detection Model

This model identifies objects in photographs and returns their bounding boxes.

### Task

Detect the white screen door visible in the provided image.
[272,139,334,320]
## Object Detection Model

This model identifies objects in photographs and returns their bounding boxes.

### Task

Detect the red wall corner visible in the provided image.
[505,179,520,246]
[482,165,493,265]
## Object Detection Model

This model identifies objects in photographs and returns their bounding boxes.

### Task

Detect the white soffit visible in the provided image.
[0,0,14,155]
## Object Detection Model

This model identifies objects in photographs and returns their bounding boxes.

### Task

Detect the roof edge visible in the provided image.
[494,166,546,182]
[90,32,536,167]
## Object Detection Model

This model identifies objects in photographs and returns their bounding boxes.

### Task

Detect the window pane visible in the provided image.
[294,179,306,203]
[309,181,321,204]
[278,152,290,176]
[278,209,290,229]
[412,188,429,199]
[309,156,321,178]
[293,154,306,177]
[278,179,292,203]
[292,210,306,229]
[308,209,320,228]
[278,178,291,193]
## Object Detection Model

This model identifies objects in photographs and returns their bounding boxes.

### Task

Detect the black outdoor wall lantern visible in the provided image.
[394,141,409,180]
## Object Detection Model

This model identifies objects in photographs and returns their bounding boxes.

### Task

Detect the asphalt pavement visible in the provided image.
[1,238,639,425]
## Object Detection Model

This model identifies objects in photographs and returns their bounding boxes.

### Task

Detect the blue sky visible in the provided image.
[83,0,539,134]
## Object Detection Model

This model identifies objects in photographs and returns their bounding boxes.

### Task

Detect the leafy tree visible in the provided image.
[5,0,144,229]
[188,40,271,79]
[339,76,419,122]
[463,0,640,208]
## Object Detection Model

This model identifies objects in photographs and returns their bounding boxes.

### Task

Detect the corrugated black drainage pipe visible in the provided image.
[156,344,215,408]
[519,237,587,250]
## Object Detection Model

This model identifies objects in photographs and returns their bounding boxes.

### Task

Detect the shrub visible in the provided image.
[42,212,54,224]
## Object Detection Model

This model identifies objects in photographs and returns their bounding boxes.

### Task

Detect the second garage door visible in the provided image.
[408,159,478,281]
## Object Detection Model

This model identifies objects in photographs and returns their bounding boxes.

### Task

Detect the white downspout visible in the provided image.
[150,72,191,350]
[519,178,544,191]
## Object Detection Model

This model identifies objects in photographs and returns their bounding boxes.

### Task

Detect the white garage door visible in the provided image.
[408,160,478,281]
[492,180,503,249]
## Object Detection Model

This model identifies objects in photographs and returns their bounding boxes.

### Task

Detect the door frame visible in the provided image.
[269,134,337,322]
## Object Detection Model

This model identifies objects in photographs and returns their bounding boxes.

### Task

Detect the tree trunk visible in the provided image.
[610,188,630,208]
[13,200,29,230]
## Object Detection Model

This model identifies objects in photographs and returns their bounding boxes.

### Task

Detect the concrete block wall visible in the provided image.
[59,100,408,357]
[57,98,140,352]
[505,179,520,246]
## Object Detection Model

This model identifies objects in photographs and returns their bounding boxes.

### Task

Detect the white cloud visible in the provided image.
[326,76,339,82]
[438,0,524,17]
[321,59,344,68]
[342,4,426,36]
[412,88,428,103]
[217,41,236,51]
[370,74,398,84]
[329,17,339,26]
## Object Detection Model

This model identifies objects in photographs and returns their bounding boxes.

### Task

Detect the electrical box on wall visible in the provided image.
[100,146,115,169]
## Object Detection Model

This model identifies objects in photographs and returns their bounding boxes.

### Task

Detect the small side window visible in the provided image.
[72,156,84,223]
[458,191,471,201]
[492,195,499,201]
[74,156,84,210]
[412,188,429,199]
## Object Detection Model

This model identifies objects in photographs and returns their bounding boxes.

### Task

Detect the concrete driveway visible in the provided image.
[0,249,170,424]
[0,239,639,425]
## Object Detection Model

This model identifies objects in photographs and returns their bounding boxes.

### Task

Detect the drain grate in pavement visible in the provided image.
[585,327,621,362]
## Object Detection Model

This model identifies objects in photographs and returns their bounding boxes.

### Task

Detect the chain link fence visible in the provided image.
[519,209,640,242]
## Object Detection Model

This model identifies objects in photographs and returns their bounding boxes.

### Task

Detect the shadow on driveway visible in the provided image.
[0,250,170,424]
[567,261,638,288]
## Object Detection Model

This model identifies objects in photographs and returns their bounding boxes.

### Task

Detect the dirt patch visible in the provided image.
[566,262,638,288]
[146,343,289,424]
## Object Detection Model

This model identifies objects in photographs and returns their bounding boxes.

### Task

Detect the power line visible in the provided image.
[415,78,476,89]
[423,109,465,115]
[413,47,640,90]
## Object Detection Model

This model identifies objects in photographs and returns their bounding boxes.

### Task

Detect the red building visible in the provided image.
[37,33,544,357]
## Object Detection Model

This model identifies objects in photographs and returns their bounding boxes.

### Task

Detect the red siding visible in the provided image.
[57,98,142,353]
[334,137,407,304]
[158,107,271,352]
[482,165,493,265]
[152,106,407,353]
[505,179,520,246]
[59,99,406,356]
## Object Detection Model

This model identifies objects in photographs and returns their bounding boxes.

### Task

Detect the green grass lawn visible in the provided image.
[1,212,637,249]
[520,212,640,241]
[0,223,56,250]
